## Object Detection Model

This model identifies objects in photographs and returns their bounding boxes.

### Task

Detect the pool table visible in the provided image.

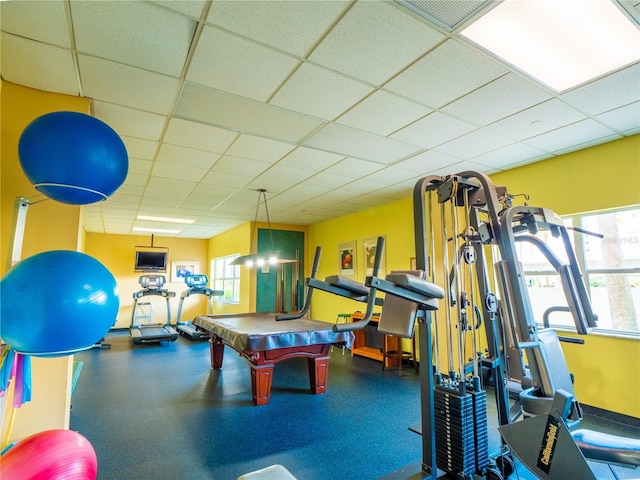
[193,312,354,405]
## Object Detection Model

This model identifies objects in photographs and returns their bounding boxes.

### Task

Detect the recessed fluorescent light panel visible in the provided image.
[136,215,194,224]
[461,0,640,92]
[133,227,181,234]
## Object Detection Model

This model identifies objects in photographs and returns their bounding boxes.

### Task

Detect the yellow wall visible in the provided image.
[309,197,415,321]
[309,135,640,418]
[84,233,209,328]
[1,81,90,442]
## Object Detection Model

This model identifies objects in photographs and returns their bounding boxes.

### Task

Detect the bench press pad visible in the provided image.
[385,273,445,310]
[572,429,640,467]
[325,275,370,296]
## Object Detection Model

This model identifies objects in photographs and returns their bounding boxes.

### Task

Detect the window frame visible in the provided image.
[210,254,241,304]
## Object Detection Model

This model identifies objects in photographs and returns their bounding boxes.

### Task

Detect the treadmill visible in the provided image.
[176,274,223,340]
[130,274,178,345]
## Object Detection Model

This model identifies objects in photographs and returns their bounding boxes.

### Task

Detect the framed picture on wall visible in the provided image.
[338,241,356,278]
[171,261,199,283]
[363,236,385,277]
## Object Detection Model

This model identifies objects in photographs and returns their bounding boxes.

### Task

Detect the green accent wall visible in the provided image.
[256,228,304,313]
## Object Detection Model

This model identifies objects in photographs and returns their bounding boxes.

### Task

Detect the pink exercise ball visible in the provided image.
[1,429,98,480]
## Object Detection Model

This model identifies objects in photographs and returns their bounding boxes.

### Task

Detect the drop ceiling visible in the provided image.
[2,0,639,239]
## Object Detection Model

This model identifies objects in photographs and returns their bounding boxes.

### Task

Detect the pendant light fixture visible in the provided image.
[230,189,293,267]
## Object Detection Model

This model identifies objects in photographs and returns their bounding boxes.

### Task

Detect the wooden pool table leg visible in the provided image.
[210,335,225,369]
[250,363,274,406]
[308,355,330,394]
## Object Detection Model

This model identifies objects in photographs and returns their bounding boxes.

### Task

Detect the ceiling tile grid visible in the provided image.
[1,0,638,238]
[186,25,300,102]
[1,34,79,96]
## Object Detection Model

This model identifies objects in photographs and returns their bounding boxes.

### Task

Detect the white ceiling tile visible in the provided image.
[391,112,477,148]
[560,63,640,116]
[152,162,208,182]
[524,119,618,153]
[145,177,196,199]
[120,136,158,160]
[210,155,271,177]
[1,34,78,96]
[372,181,418,200]
[345,193,394,207]
[487,99,587,141]
[385,39,507,108]
[207,1,348,57]
[114,184,145,198]
[393,150,462,174]
[128,158,153,176]
[0,1,70,47]
[79,55,180,115]
[552,134,622,156]
[323,158,384,179]
[362,167,420,185]
[309,1,443,85]
[255,165,315,184]
[123,173,149,188]
[244,178,294,195]
[200,171,252,188]
[336,90,432,136]
[140,194,184,208]
[273,184,328,202]
[304,123,422,164]
[226,135,295,163]
[177,199,221,212]
[270,63,373,120]
[164,118,238,153]
[594,101,640,132]
[433,129,515,159]
[470,143,550,169]
[152,1,206,18]
[72,1,195,76]
[187,26,299,102]
[176,82,325,142]
[277,147,344,171]
[299,173,353,190]
[432,160,492,177]
[156,143,219,169]
[336,179,386,194]
[92,102,166,141]
[190,182,238,198]
[442,73,552,126]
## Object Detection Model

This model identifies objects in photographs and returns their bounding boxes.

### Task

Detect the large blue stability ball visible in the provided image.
[18,111,128,205]
[0,251,120,357]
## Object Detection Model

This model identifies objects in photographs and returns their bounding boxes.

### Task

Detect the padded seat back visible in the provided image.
[377,270,424,338]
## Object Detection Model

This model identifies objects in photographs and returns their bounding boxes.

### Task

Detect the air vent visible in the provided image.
[395,0,495,32]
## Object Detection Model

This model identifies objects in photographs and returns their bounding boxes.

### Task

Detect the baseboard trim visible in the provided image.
[582,403,640,430]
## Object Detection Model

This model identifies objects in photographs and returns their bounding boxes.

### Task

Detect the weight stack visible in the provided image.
[434,385,489,478]
[472,389,489,473]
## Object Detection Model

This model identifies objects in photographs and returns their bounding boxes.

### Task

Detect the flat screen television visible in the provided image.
[135,250,168,272]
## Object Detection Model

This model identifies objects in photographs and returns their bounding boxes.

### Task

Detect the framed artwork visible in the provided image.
[363,236,385,277]
[338,241,356,278]
[171,260,199,282]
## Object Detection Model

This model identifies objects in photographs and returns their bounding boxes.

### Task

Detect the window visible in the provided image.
[211,254,241,304]
[518,206,640,336]
[577,207,640,334]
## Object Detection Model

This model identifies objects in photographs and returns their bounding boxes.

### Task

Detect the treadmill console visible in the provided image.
[185,274,208,288]
[140,274,166,289]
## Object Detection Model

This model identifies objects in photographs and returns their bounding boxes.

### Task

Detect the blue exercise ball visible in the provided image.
[0,251,119,357]
[18,111,128,205]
